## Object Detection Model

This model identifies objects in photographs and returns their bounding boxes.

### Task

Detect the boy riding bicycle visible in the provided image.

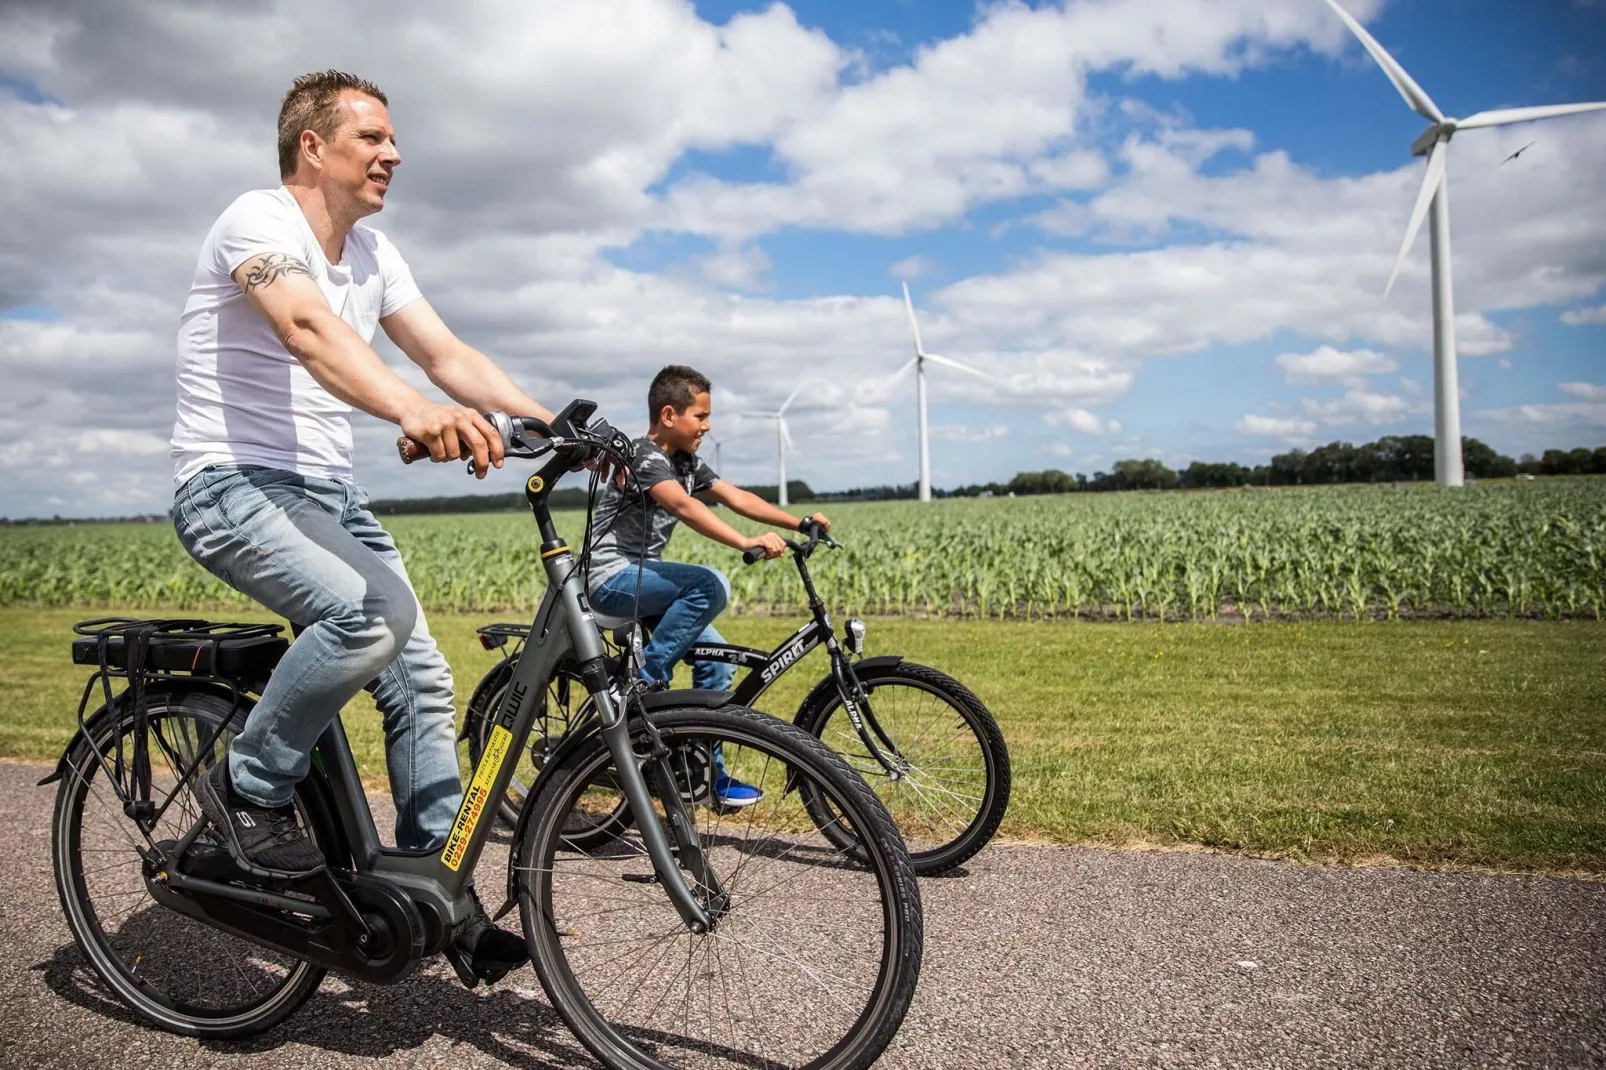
[587,366,830,806]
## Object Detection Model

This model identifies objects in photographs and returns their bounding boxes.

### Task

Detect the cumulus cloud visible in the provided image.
[929,424,1009,443]
[1275,345,1397,384]
[1043,408,1121,435]
[1560,381,1606,401]
[2,0,1603,515]
[1560,304,1606,326]
[1301,388,1416,427]
[1235,414,1317,441]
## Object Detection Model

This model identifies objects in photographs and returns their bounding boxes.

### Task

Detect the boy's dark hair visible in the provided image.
[278,70,389,179]
[648,365,712,422]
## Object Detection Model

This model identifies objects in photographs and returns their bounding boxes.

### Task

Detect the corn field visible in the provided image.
[2,479,1603,620]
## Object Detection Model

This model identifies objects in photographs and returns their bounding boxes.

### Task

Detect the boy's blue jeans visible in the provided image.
[172,465,461,850]
[589,561,736,691]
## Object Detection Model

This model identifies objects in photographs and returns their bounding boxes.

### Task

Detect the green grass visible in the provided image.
[4,608,1603,873]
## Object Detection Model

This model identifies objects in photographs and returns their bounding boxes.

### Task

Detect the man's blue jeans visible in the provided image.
[590,561,735,691]
[172,465,461,850]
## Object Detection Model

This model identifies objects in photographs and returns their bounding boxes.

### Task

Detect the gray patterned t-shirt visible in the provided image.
[586,437,719,593]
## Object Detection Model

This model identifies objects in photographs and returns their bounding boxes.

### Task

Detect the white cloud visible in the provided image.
[1044,408,1120,435]
[1498,359,1513,371]
[929,424,1009,443]
[890,255,935,280]
[1038,441,1074,457]
[1560,304,1606,326]
[1275,345,1397,384]
[699,244,772,291]
[1560,382,1606,401]
[1301,388,1416,427]
[1235,414,1317,441]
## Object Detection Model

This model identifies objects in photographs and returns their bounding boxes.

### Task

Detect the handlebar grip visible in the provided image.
[742,546,768,565]
[397,436,429,464]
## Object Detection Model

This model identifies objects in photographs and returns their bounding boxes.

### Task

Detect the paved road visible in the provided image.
[2,758,1602,1069]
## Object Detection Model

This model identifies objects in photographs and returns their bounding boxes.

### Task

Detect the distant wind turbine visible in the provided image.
[893,282,998,502]
[740,383,805,506]
[1323,0,1606,487]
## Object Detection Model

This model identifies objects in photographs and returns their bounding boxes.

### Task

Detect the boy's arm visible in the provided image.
[705,480,831,533]
[650,481,788,559]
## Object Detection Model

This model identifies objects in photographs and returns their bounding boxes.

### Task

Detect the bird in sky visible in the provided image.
[1501,141,1536,165]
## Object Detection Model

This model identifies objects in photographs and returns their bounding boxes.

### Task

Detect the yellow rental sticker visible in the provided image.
[442,724,512,871]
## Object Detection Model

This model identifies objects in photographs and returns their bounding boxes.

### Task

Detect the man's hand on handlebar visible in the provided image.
[399,402,504,478]
[800,512,831,533]
[745,533,788,560]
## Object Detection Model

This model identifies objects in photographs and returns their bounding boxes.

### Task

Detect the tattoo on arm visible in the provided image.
[241,254,313,292]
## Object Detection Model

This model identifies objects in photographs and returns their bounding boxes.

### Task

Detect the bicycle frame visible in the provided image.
[684,546,905,772]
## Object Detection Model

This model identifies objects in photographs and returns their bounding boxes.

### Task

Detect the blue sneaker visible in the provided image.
[712,775,765,808]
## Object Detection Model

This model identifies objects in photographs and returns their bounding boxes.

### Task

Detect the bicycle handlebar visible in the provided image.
[396,413,559,466]
[741,518,840,566]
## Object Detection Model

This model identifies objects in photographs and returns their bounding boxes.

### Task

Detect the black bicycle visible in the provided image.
[46,401,923,1070]
[467,520,1012,876]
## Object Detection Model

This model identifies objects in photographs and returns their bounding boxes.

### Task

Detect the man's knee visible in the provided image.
[324,577,418,671]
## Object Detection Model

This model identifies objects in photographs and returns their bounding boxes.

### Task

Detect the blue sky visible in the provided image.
[1,0,1604,515]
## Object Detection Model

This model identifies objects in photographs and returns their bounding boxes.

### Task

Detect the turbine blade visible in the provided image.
[923,352,998,383]
[778,417,794,452]
[1385,138,1447,299]
[1457,101,1606,130]
[901,281,926,355]
[1322,0,1444,123]
[778,381,807,416]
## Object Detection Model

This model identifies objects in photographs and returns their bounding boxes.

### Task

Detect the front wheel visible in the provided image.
[798,661,1011,875]
[518,705,923,1070]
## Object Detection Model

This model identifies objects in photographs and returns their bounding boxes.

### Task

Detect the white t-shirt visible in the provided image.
[171,186,422,487]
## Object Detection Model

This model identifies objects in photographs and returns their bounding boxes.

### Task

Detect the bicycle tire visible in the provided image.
[518,704,923,1070]
[796,660,1011,875]
[52,687,332,1039]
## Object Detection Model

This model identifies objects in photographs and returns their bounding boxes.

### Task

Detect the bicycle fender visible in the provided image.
[38,679,248,786]
[790,655,905,731]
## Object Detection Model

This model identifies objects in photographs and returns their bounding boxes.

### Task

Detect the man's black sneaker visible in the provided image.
[195,760,324,875]
[445,887,529,987]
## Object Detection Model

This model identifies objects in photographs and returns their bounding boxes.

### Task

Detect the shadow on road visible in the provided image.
[35,942,598,1068]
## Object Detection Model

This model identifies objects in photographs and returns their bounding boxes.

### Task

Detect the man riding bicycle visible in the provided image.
[171,70,531,980]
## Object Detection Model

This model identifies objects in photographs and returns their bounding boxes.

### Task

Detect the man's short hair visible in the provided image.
[649,365,712,422]
[277,70,389,179]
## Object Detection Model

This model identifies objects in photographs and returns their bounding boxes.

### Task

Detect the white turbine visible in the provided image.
[1324,0,1606,488]
[893,282,998,502]
[740,382,805,506]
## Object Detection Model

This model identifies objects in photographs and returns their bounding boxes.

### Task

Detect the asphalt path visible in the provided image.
[1,758,1601,1069]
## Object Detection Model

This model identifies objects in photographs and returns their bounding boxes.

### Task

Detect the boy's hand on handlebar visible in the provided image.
[746,533,788,560]
[399,403,504,478]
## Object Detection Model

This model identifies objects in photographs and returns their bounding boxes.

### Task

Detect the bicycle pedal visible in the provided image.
[444,944,481,989]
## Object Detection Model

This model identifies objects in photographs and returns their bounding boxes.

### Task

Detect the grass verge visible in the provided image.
[3,607,1602,873]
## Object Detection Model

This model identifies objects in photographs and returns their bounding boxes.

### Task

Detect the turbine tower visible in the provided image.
[895,282,997,502]
[741,383,804,506]
[1324,0,1606,487]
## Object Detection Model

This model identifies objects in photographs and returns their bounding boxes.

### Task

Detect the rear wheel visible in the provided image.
[798,661,1011,875]
[467,657,630,846]
[519,705,923,1070]
[51,688,331,1039]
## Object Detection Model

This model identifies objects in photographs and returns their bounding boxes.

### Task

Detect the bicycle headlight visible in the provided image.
[844,618,866,656]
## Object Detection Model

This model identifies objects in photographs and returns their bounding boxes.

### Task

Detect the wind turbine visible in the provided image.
[741,383,805,506]
[894,282,998,502]
[1324,0,1606,488]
